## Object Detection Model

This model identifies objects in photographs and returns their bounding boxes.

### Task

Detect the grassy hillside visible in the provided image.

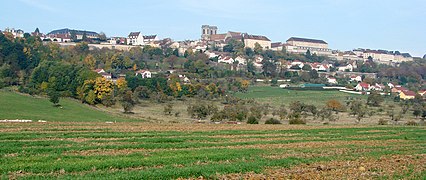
[0,89,137,122]
[235,86,364,107]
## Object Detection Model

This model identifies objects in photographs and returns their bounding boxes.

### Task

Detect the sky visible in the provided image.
[1,0,425,57]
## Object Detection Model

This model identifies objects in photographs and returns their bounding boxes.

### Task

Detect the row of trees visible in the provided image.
[183,93,425,124]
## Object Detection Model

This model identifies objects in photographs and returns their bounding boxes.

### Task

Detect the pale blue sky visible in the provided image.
[1,0,425,57]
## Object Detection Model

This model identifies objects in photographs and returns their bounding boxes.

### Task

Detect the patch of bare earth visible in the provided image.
[214,154,426,180]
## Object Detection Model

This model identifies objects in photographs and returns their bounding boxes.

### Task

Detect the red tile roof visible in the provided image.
[402,91,416,96]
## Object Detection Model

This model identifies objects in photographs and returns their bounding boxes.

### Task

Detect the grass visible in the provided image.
[0,123,424,179]
[0,89,137,122]
[235,86,364,107]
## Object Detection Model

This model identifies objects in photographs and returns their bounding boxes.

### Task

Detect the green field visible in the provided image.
[0,123,424,179]
[235,86,364,106]
[0,89,135,122]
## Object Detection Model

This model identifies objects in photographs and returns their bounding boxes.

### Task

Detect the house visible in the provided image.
[327,77,338,84]
[350,75,362,82]
[355,82,370,91]
[3,27,24,38]
[94,69,105,73]
[387,83,396,89]
[218,56,235,64]
[108,37,126,45]
[362,49,413,64]
[135,70,152,78]
[400,91,416,100]
[224,31,243,42]
[391,85,408,93]
[179,74,191,84]
[143,35,158,44]
[290,60,304,69]
[242,33,271,50]
[337,64,353,72]
[418,90,426,96]
[234,56,247,65]
[371,83,385,91]
[285,37,331,56]
[127,32,144,45]
[271,42,283,51]
[310,62,329,72]
[99,72,112,80]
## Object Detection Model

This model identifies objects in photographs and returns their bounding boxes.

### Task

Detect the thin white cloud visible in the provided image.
[18,0,58,13]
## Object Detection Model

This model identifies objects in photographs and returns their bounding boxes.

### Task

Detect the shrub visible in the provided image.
[289,118,306,125]
[378,119,388,125]
[247,116,259,124]
[164,104,173,115]
[265,118,281,124]
[405,121,417,126]
[288,112,306,124]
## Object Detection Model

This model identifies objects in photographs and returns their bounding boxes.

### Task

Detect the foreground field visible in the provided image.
[0,89,134,122]
[1,122,425,179]
[235,86,364,107]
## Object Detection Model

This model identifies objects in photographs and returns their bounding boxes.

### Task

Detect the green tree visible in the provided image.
[247,116,259,124]
[254,42,263,54]
[119,90,136,113]
[98,32,107,42]
[367,91,384,107]
[349,100,367,123]
[48,90,60,106]
[85,90,96,105]
[82,32,88,42]
[302,64,312,71]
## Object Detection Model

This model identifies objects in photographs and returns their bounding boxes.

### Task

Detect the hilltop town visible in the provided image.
[0,25,425,121]
[1,25,426,179]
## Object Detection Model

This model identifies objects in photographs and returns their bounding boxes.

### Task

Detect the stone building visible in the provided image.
[201,25,218,40]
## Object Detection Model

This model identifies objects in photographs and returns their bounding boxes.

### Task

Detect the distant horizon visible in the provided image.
[1,0,425,57]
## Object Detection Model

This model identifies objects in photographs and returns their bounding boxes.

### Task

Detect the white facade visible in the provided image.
[3,27,24,38]
[136,70,152,78]
[127,32,144,46]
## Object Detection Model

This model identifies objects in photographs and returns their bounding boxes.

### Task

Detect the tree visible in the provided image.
[165,55,178,69]
[93,77,113,101]
[349,100,367,123]
[367,91,384,107]
[164,103,173,115]
[116,77,128,92]
[262,60,277,77]
[48,90,60,106]
[302,64,312,71]
[272,105,288,120]
[82,32,88,42]
[85,90,96,105]
[254,42,263,54]
[98,32,107,42]
[326,99,343,113]
[247,116,259,124]
[84,54,96,70]
[306,49,312,59]
[413,108,422,118]
[317,108,333,121]
[70,31,77,41]
[119,90,136,113]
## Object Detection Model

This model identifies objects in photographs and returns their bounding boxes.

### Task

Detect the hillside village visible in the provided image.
[1,25,425,101]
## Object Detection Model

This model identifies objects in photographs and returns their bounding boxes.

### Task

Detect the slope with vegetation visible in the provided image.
[0,89,133,122]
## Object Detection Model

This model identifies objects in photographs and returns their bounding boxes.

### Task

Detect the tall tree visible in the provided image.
[254,42,263,54]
